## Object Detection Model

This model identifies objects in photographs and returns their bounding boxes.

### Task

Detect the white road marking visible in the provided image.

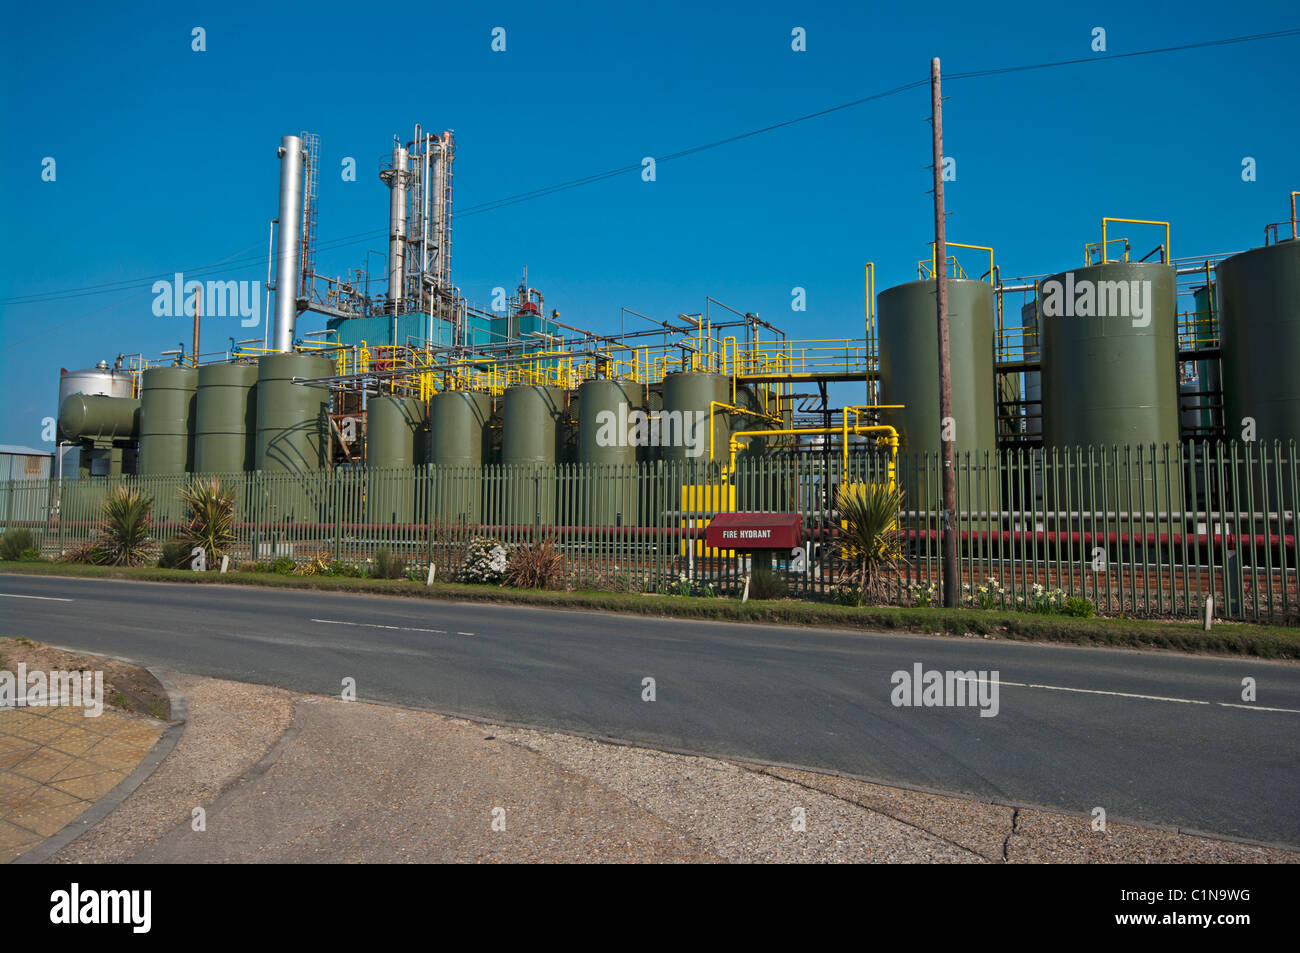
[0,593,74,602]
[312,618,447,635]
[457,632,475,637]
[955,676,1300,714]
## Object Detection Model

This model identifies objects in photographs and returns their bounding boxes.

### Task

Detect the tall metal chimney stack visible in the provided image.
[273,135,306,352]
[384,145,409,311]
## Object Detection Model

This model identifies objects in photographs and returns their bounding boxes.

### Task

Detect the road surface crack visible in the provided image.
[1002,808,1020,863]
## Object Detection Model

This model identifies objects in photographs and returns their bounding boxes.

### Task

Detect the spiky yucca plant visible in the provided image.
[180,478,236,567]
[836,482,905,606]
[97,486,154,566]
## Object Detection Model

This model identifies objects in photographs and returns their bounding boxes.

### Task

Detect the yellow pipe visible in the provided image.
[709,400,782,461]
[864,262,875,363]
[726,422,900,488]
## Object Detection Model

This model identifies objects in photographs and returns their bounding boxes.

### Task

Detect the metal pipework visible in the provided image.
[727,422,900,487]
[384,145,409,310]
[273,135,306,352]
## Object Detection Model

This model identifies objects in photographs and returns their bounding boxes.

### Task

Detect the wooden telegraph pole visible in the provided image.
[193,285,202,367]
[930,57,959,609]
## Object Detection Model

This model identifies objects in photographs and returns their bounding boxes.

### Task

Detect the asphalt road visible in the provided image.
[2,573,1297,845]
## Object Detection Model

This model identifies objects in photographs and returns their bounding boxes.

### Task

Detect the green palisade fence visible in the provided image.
[1,441,1295,622]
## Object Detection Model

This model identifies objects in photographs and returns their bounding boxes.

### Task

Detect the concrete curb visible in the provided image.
[12,664,188,865]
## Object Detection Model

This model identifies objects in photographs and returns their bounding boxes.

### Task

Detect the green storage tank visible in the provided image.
[1217,238,1300,511]
[661,371,730,465]
[876,278,997,456]
[1219,240,1300,443]
[255,353,334,523]
[138,366,198,475]
[195,362,258,474]
[1039,261,1180,513]
[579,378,642,526]
[501,385,564,526]
[58,395,140,444]
[1040,262,1178,448]
[878,278,997,537]
[427,389,491,526]
[256,354,333,473]
[367,395,425,526]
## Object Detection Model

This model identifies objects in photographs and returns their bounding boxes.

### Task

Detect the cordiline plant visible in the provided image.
[836,482,906,606]
[180,477,236,567]
[97,486,155,567]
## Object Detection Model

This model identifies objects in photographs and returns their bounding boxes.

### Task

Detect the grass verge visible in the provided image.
[2,560,1298,659]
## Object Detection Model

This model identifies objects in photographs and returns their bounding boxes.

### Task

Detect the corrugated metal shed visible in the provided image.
[0,445,54,481]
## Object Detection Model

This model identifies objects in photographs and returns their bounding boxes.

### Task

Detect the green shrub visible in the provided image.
[1063,596,1096,618]
[247,555,296,574]
[158,539,194,569]
[371,548,406,580]
[749,566,787,600]
[0,529,37,561]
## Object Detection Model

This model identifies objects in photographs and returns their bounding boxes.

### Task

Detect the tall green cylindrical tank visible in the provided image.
[1217,239,1300,511]
[579,378,642,526]
[195,362,258,474]
[1219,240,1300,443]
[367,395,425,526]
[876,278,997,456]
[255,353,334,523]
[138,366,198,475]
[255,354,333,472]
[1039,261,1180,513]
[58,395,140,443]
[1040,262,1178,448]
[428,389,491,525]
[501,385,564,526]
[878,278,997,536]
[661,371,731,465]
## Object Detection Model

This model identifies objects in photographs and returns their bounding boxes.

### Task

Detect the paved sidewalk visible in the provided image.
[0,704,163,861]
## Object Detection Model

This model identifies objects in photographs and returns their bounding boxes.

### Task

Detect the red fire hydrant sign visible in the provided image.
[705,512,802,551]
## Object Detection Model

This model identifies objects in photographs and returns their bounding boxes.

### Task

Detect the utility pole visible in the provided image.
[193,284,202,368]
[931,57,959,609]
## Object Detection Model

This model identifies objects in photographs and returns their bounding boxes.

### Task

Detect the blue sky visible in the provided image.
[1,0,1296,448]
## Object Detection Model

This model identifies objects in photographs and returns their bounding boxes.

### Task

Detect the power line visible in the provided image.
[4,26,1296,310]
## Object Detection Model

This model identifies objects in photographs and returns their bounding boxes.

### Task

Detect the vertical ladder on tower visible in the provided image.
[298,131,321,303]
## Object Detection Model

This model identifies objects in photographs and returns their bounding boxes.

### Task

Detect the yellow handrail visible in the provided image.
[1101,217,1170,264]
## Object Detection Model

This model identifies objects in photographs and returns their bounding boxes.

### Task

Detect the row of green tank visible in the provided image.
[367,372,771,525]
[59,354,335,476]
[875,238,1300,509]
[58,354,772,526]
